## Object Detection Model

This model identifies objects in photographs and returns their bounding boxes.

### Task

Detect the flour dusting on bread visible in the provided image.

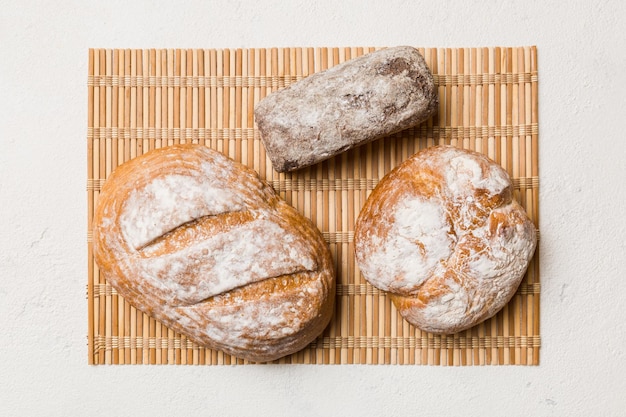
[361,196,454,295]
[355,145,536,334]
[92,145,335,362]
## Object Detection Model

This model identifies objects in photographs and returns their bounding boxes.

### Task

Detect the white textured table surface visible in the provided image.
[1,1,625,416]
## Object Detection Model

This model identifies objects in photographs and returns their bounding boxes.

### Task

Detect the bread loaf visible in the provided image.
[92,144,335,362]
[354,146,537,334]
[254,46,438,172]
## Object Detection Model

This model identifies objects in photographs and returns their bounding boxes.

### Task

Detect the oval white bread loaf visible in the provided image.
[354,146,537,334]
[92,144,335,362]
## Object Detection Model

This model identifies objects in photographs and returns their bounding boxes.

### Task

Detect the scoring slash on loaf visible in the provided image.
[92,144,335,362]
[254,46,438,172]
[354,146,537,334]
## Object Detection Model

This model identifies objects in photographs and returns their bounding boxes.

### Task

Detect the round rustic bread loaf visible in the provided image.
[354,146,537,334]
[92,144,335,362]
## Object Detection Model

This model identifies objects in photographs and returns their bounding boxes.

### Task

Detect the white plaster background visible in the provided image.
[1,0,625,415]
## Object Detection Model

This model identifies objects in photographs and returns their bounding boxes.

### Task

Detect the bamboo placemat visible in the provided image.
[87,46,539,365]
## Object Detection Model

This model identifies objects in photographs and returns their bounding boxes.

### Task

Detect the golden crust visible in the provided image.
[355,146,536,334]
[92,144,334,362]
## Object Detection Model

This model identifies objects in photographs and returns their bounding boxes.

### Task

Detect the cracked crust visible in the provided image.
[354,146,537,334]
[92,144,335,361]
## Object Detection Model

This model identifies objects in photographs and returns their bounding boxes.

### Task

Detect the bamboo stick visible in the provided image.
[353,49,368,363]
[87,48,95,365]
[322,47,336,365]
[451,48,461,365]
[476,47,487,365]
[303,47,316,365]
[494,47,507,365]
[254,48,263,178]
[191,49,199,148]
[103,49,113,365]
[184,49,199,365]
[460,48,471,366]
[193,49,205,365]
[163,50,174,361]
[168,50,181,364]
[358,49,375,365]
[148,49,156,152]
[130,49,138,161]
[503,47,516,365]
[518,48,531,367]
[530,46,540,365]
[204,50,217,153]
[342,46,355,365]
[296,47,309,364]
[198,49,206,152]
[469,47,480,365]
[111,49,121,364]
[140,50,149,155]
[469,47,477,156]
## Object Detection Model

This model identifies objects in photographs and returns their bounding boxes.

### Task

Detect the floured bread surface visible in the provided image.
[254,46,438,172]
[354,146,537,334]
[92,144,335,362]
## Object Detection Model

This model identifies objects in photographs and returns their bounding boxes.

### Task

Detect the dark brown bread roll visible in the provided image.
[254,46,438,172]
[92,144,335,362]
[355,146,537,334]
